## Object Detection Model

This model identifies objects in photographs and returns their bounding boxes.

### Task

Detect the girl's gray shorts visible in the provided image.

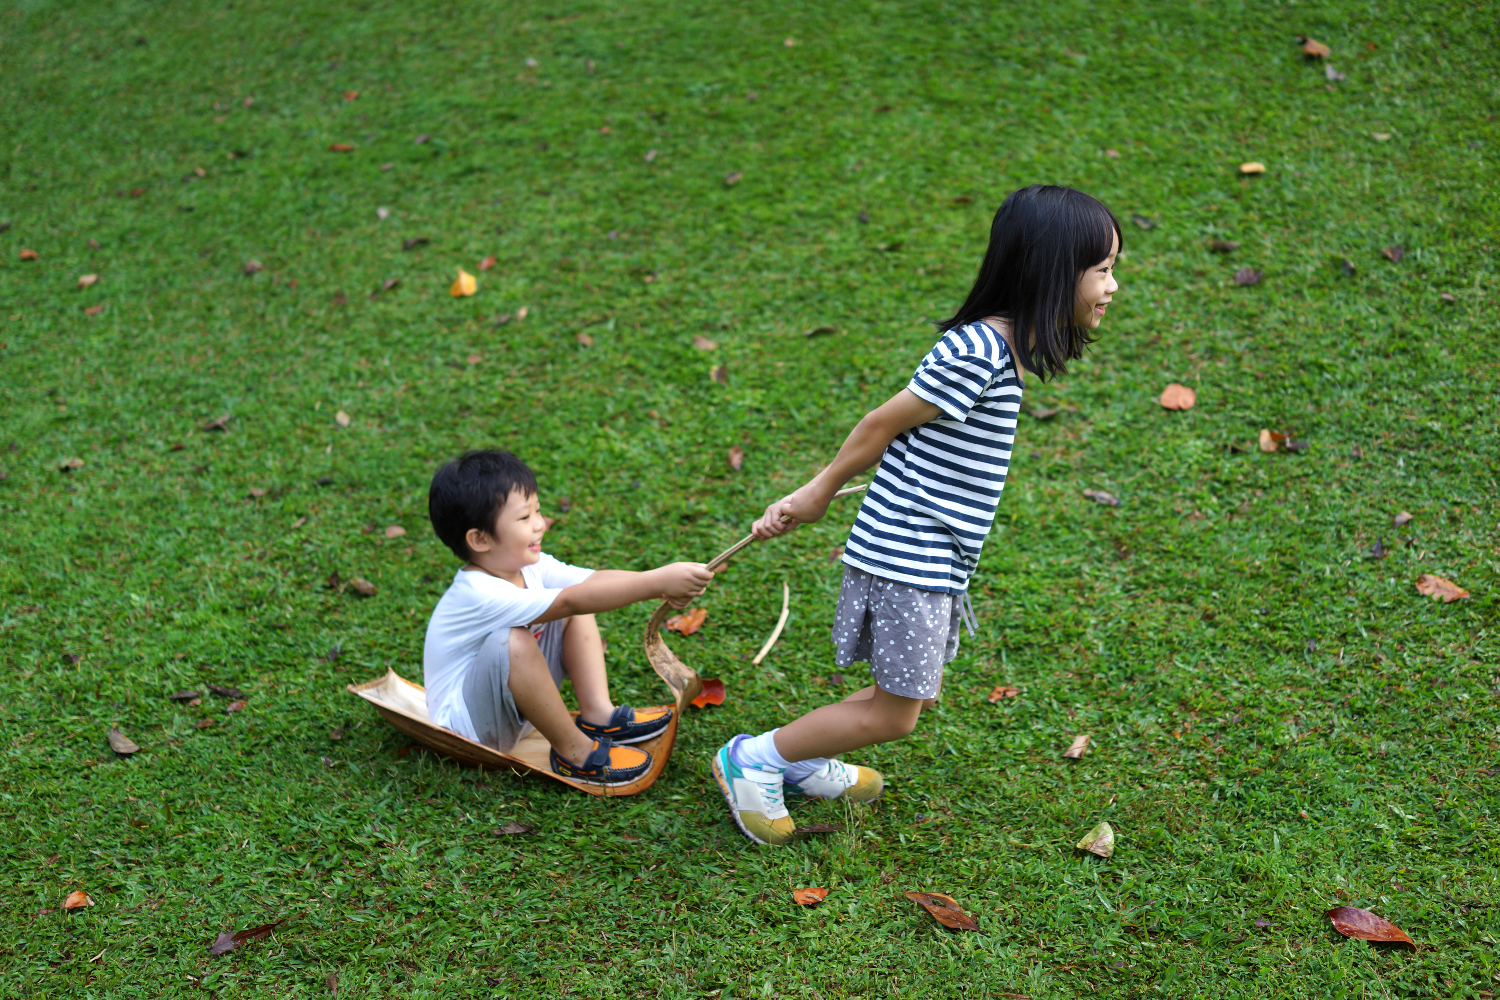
[831,565,967,700]
[460,619,568,753]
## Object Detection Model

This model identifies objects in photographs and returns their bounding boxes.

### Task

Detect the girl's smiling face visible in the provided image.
[1074,229,1120,329]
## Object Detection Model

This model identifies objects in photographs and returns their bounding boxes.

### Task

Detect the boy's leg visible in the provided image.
[502,627,597,766]
[554,613,615,727]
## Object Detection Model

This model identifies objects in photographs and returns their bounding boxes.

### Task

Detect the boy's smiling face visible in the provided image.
[1074,229,1120,329]
[464,488,547,582]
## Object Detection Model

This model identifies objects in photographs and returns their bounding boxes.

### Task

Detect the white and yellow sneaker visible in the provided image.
[711,740,795,846]
[785,758,884,803]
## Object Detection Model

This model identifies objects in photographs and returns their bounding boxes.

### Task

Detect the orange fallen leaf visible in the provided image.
[20,249,39,261]
[1063,734,1090,759]
[905,891,978,931]
[792,887,828,905]
[384,525,406,539]
[1414,574,1468,603]
[478,255,497,271]
[329,142,355,153]
[1326,906,1415,948]
[690,677,726,708]
[1159,383,1196,410]
[78,274,99,289]
[987,685,1020,703]
[728,445,744,471]
[665,607,707,635]
[451,268,477,297]
[63,890,95,910]
[84,305,105,315]
[343,90,359,101]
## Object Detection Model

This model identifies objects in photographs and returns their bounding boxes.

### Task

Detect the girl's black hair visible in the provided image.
[428,449,538,561]
[938,185,1121,382]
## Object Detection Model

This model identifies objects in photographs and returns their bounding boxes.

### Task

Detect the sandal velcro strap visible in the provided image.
[575,704,673,745]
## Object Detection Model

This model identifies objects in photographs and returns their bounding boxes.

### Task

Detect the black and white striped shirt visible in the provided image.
[843,321,1024,594]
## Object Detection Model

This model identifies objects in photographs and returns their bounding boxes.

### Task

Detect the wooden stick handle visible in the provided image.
[704,483,867,572]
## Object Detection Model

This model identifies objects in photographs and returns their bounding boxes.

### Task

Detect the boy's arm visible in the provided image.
[752,388,941,539]
[529,563,713,625]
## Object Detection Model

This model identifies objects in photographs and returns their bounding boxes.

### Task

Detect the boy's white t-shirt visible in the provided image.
[423,553,593,740]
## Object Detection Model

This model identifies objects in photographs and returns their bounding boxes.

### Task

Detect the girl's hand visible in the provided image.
[752,484,832,539]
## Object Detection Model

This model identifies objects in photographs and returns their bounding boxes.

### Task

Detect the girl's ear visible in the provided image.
[465,527,493,554]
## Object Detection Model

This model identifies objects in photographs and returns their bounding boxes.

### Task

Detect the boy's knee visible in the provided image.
[508,626,542,660]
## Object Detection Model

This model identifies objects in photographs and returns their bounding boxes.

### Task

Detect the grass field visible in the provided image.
[3,0,1498,996]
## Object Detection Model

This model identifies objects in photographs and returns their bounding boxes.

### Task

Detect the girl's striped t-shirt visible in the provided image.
[842,321,1024,594]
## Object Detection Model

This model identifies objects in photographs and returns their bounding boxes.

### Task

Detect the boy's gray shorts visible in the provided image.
[460,619,568,753]
[831,565,970,700]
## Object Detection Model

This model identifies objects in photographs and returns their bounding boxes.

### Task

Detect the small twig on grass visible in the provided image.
[752,581,790,665]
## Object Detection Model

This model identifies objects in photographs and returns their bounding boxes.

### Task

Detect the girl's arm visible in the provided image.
[752,388,940,539]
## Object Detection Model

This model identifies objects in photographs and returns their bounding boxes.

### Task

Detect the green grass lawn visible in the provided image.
[3,0,1498,996]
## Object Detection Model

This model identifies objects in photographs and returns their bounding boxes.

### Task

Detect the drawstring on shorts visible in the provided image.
[960,591,979,637]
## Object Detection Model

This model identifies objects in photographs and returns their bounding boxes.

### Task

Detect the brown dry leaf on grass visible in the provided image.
[1063,734,1091,759]
[905,891,979,931]
[20,248,40,260]
[693,335,718,351]
[78,274,99,289]
[724,171,743,187]
[226,700,248,712]
[1159,383,1196,410]
[84,304,105,315]
[63,890,95,910]
[349,577,377,597]
[1076,821,1115,858]
[107,728,139,754]
[1234,267,1263,286]
[1393,511,1413,527]
[203,414,231,431]
[1382,246,1404,263]
[168,690,201,701]
[1207,240,1240,253]
[728,445,744,471]
[478,255,497,271]
[335,410,351,427]
[665,607,707,635]
[195,718,216,729]
[208,684,244,699]
[210,918,289,957]
[795,823,844,836]
[690,677,726,708]
[496,822,535,835]
[792,888,829,906]
[710,364,729,385]
[805,325,837,337]
[1300,36,1331,58]
[1083,489,1121,507]
[384,525,406,539]
[60,458,85,471]
[1415,574,1469,603]
[988,685,1020,703]
[1326,906,1415,948]
[328,142,355,153]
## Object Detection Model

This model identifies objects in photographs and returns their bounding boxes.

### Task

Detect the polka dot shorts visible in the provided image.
[830,565,970,700]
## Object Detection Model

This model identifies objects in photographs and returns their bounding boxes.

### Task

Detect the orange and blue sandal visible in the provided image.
[550,737,652,787]
[575,705,673,745]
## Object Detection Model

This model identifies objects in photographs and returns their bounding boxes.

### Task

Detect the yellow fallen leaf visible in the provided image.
[451,268,477,297]
[335,410,351,427]
[1063,734,1090,759]
[1076,821,1115,857]
[78,274,99,289]
[1239,162,1266,174]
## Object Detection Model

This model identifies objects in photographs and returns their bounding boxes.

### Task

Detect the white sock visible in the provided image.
[784,758,828,784]
[731,730,791,773]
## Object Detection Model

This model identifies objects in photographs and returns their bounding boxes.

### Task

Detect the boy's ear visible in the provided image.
[465,527,493,555]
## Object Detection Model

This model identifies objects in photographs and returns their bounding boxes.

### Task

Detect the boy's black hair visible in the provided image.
[938,184,1122,382]
[428,450,539,561]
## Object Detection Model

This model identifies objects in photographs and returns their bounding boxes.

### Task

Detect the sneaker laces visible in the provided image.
[742,766,787,814]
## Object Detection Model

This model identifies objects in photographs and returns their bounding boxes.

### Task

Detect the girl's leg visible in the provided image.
[556,614,616,726]
[840,684,938,712]
[772,684,924,762]
[505,627,596,765]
